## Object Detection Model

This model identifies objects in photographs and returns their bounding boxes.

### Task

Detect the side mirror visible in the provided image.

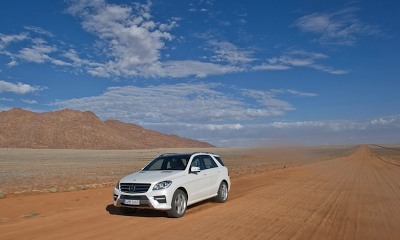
[190,166,200,173]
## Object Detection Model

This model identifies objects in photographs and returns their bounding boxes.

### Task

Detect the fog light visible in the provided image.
[154,195,166,203]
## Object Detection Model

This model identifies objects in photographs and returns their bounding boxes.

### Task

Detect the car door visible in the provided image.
[201,155,220,196]
[187,156,209,203]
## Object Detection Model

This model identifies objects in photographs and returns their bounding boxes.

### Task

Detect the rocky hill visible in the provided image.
[0,108,215,149]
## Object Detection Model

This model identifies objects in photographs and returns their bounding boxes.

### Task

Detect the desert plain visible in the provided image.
[0,144,400,239]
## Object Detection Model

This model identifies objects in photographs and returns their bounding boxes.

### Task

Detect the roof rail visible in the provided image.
[159,153,179,157]
[159,152,217,157]
[192,152,215,155]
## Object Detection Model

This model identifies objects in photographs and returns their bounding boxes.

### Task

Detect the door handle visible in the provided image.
[204,174,208,176]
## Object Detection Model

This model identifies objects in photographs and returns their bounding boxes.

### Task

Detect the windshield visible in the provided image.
[143,155,190,171]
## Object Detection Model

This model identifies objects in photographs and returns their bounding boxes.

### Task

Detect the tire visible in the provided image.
[167,189,187,218]
[215,182,228,203]
[119,207,137,215]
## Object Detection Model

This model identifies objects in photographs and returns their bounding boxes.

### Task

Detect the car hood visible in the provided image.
[120,170,186,184]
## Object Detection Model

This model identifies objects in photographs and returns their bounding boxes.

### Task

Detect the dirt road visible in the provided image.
[1,145,399,239]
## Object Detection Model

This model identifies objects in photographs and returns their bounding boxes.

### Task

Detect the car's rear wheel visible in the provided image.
[167,189,187,218]
[119,207,137,215]
[215,181,228,203]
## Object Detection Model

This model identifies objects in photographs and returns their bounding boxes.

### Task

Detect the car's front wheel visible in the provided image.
[215,181,228,203]
[167,189,187,218]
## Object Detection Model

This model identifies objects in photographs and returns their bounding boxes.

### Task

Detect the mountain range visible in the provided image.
[0,108,214,149]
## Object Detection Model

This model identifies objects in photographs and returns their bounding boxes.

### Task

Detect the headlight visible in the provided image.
[153,181,172,190]
[116,180,120,190]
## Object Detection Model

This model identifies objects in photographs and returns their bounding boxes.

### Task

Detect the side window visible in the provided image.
[191,156,204,170]
[202,155,217,169]
[214,156,225,166]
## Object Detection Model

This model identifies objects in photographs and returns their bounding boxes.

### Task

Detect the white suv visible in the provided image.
[113,152,230,218]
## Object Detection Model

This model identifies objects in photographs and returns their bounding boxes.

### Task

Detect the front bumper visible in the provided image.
[113,187,172,210]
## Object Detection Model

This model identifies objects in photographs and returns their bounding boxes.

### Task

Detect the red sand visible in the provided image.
[1,145,399,239]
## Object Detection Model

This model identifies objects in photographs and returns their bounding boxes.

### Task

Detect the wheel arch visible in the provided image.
[221,179,229,189]
[177,187,188,199]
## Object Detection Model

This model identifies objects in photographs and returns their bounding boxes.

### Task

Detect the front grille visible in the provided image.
[120,195,149,200]
[120,183,151,193]
[121,203,151,208]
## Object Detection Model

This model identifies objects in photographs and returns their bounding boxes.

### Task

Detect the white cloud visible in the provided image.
[269,120,364,131]
[61,49,99,68]
[50,83,314,124]
[50,59,72,66]
[0,2,349,78]
[0,32,28,49]
[0,80,45,94]
[370,114,400,128]
[159,19,180,31]
[209,40,257,64]
[293,7,383,46]
[252,64,291,71]
[87,66,111,78]
[242,89,295,110]
[160,60,243,78]
[242,88,317,112]
[0,2,351,78]
[310,64,349,75]
[22,99,38,104]
[0,97,13,101]
[168,123,244,131]
[68,1,160,67]
[24,26,55,38]
[142,116,400,147]
[287,89,318,97]
[62,0,245,78]
[201,123,243,130]
[1,35,73,67]
[6,59,18,67]
[18,40,57,63]
[254,49,349,74]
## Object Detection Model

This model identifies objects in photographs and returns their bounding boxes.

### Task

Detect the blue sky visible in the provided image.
[0,0,399,146]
